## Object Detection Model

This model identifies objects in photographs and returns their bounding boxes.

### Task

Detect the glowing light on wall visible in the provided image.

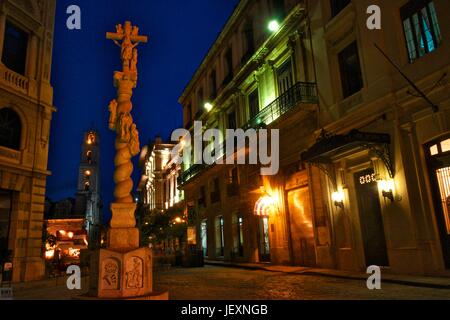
[331,190,345,208]
[378,179,395,202]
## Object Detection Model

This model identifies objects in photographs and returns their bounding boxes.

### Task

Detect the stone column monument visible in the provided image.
[88,21,167,300]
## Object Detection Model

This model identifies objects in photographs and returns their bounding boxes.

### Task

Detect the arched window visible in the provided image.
[0,108,21,150]
[86,151,93,164]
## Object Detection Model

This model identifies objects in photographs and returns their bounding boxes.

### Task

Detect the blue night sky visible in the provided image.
[47,0,239,223]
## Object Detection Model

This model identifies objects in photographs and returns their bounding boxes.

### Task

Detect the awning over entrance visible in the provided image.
[254,196,275,217]
[301,129,394,183]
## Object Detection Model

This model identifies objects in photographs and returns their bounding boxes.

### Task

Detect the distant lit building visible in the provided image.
[0,0,57,282]
[138,136,184,213]
[75,130,102,249]
[44,218,88,266]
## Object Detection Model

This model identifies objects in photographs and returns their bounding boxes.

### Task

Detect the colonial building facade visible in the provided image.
[178,0,320,265]
[301,0,450,275]
[0,0,56,282]
[178,0,450,276]
[138,137,183,214]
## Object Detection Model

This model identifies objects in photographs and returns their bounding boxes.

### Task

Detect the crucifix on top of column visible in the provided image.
[106,21,148,80]
[105,21,147,205]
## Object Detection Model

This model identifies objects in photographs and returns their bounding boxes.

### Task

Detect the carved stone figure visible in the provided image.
[108,99,118,130]
[117,113,133,143]
[125,257,143,289]
[130,49,138,73]
[102,258,120,290]
[129,123,140,156]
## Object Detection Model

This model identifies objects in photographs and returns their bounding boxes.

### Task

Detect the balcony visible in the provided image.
[178,163,206,186]
[244,82,317,129]
[178,82,318,186]
[0,65,29,95]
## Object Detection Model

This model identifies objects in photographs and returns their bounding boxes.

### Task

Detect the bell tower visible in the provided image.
[75,130,102,248]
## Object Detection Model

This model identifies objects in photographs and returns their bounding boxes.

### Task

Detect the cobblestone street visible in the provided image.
[154,266,450,300]
[11,266,450,300]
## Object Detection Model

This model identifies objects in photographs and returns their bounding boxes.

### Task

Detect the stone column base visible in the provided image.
[107,228,140,251]
[89,247,154,299]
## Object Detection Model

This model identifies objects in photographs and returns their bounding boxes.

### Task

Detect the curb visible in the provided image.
[205,261,450,290]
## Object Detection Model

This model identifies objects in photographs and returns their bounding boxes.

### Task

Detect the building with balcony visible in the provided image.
[178,0,321,265]
[0,0,56,282]
[138,137,184,214]
[137,137,185,251]
[300,0,450,275]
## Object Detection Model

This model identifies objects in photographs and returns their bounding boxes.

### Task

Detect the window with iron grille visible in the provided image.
[401,0,441,62]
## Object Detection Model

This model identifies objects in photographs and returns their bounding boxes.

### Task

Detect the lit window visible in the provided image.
[430,144,439,155]
[87,133,96,145]
[441,139,450,153]
[401,1,441,63]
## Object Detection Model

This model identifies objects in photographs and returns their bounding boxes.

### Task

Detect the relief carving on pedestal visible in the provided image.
[102,258,120,290]
[125,257,143,289]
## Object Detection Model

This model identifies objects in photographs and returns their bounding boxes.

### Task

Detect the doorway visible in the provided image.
[287,187,316,267]
[201,220,208,258]
[426,137,450,268]
[354,169,389,267]
[0,190,12,263]
[258,217,271,262]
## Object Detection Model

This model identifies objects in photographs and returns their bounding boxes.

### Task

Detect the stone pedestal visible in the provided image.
[87,202,167,300]
[89,247,153,299]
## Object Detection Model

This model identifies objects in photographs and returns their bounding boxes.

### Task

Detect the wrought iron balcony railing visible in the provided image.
[244,81,317,129]
[178,82,318,186]
[178,163,206,186]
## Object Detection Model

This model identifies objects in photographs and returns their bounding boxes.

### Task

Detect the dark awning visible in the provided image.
[301,129,393,178]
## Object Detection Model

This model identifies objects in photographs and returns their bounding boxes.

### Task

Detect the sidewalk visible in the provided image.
[205,260,450,290]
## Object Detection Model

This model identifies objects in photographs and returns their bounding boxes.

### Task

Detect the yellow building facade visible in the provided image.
[0,0,56,282]
[302,0,450,275]
[179,0,450,276]
[179,0,321,265]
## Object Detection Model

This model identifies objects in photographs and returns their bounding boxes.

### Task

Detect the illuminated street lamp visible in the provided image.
[204,102,213,112]
[268,20,280,32]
